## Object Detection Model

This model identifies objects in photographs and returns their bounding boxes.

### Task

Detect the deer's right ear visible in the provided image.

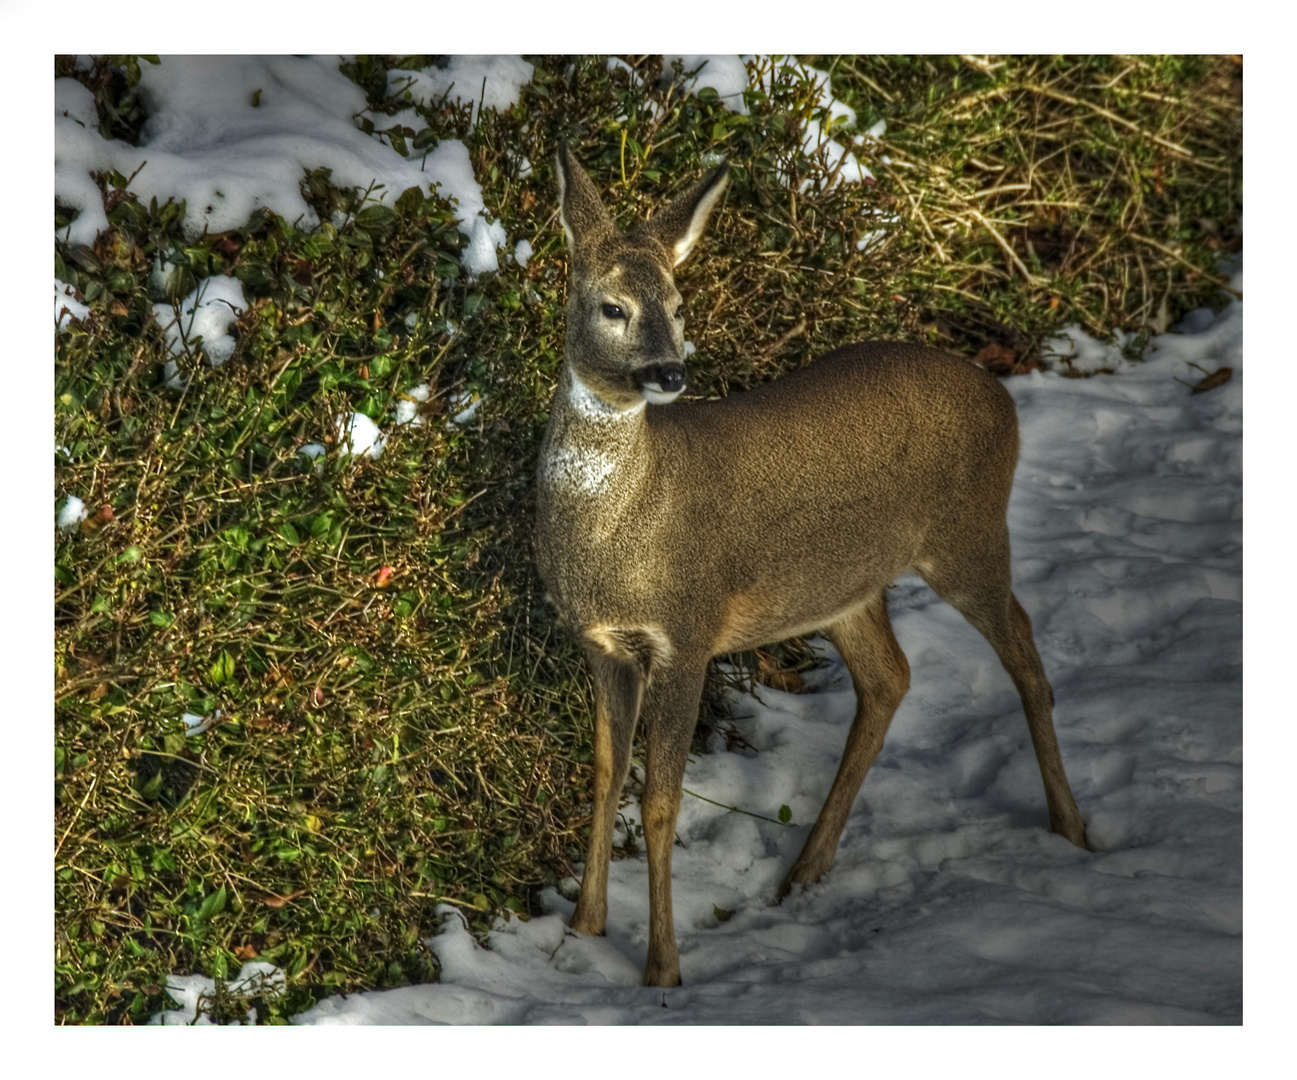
[556,141,614,251]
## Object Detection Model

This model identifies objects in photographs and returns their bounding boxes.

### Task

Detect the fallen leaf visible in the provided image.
[261,889,307,909]
[1190,367,1233,394]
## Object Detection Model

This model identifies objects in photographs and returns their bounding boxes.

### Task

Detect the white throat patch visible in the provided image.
[540,371,645,495]
[640,384,683,405]
[540,445,616,494]
[569,372,646,420]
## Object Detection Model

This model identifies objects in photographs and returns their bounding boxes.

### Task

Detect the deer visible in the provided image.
[534,143,1090,988]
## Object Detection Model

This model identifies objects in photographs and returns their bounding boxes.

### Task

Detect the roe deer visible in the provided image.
[534,143,1089,988]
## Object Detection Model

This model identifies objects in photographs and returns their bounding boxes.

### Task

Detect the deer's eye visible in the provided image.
[602,303,625,320]
[674,304,684,319]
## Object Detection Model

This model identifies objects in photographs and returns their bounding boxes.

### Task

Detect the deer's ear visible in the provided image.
[638,162,729,266]
[555,141,615,251]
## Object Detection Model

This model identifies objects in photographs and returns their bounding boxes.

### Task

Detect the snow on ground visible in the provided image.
[154,265,1244,1026]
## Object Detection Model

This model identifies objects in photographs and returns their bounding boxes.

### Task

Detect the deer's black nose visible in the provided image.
[638,363,686,394]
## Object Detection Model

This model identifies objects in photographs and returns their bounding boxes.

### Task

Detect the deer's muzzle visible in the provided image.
[636,363,687,404]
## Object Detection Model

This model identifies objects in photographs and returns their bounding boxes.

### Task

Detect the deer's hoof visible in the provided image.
[1050,810,1092,852]
[778,855,832,902]
[643,965,682,988]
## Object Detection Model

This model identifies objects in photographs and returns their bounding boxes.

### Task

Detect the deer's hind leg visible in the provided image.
[916,531,1089,849]
[778,591,910,899]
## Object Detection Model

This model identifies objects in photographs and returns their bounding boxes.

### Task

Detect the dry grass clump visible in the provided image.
[824,54,1241,369]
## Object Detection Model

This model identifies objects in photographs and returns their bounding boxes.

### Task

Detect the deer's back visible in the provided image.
[664,342,1018,511]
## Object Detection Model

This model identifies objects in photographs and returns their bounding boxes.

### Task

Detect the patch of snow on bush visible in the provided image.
[153,275,248,387]
[387,56,534,128]
[55,279,89,331]
[663,55,750,114]
[1042,325,1135,375]
[152,961,286,1025]
[57,495,88,532]
[393,383,431,427]
[336,412,385,459]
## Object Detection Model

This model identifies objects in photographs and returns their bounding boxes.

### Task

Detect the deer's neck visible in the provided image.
[539,367,651,500]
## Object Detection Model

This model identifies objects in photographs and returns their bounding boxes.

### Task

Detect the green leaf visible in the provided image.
[209,650,236,684]
[778,804,792,825]
[394,186,425,218]
[310,511,335,538]
[713,904,734,923]
[140,770,164,800]
[197,885,227,921]
[149,610,175,628]
[354,204,395,230]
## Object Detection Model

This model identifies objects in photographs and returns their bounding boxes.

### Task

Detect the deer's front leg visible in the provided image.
[638,660,707,988]
[570,652,643,937]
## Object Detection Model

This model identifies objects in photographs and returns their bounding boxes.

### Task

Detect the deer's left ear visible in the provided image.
[638,162,729,266]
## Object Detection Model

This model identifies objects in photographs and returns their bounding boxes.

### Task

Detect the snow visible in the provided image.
[54,278,89,332]
[56,494,88,532]
[749,56,874,186]
[387,56,535,128]
[181,709,221,736]
[53,53,881,291]
[335,411,385,459]
[661,55,873,186]
[296,442,326,472]
[663,55,751,114]
[152,961,285,1025]
[54,55,513,271]
[449,391,483,426]
[153,274,248,386]
[393,382,431,427]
